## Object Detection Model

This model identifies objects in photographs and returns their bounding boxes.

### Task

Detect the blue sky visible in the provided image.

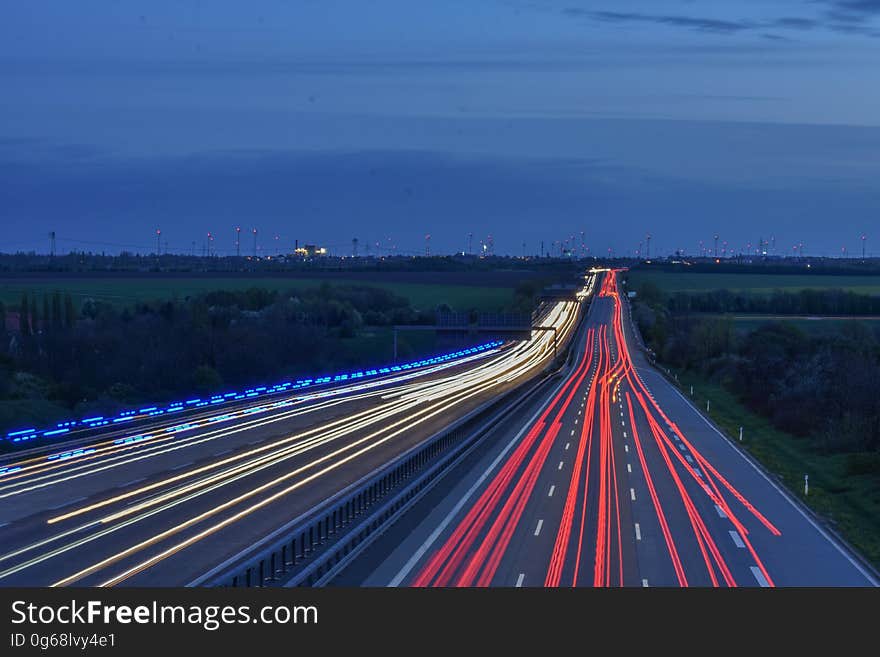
[1,1,879,256]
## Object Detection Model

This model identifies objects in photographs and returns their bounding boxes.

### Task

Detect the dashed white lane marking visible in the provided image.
[677,444,687,451]
[750,566,771,587]
[570,429,575,436]
[534,519,544,536]
[169,461,194,471]
[635,523,642,541]
[47,496,87,511]
[685,454,694,463]
[548,485,556,497]
[0,521,9,529]
[118,477,146,488]
[729,530,746,548]
[624,445,629,453]
[621,421,625,427]
[660,375,880,586]
[578,410,582,416]
[516,573,525,587]
[558,461,565,470]
[574,420,578,425]
[627,463,632,473]
[630,488,636,501]
[214,449,233,457]
[715,505,727,518]
[694,469,702,477]
[620,411,624,417]
[642,578,649,587]
[623,431,627,438]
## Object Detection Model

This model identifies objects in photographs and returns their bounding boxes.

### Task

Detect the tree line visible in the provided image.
[665,287,880,316]
[0,284,454,436]
[631,281,880,460]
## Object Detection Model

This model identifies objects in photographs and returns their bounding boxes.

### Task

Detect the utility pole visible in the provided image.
[353,237,359,257]
[235,226,241,257]
[862,234,868,260]
[252,228,258,257]
[467,232,473,255]
[714,234,719,258]
[49,231,56,257]
[540,240,544,258]
[645,233,651,259]
[425,234,431,257]
[156,228,161,255]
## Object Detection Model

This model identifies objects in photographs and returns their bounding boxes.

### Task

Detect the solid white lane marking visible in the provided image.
[565,442,570,450]
[627,463,632,473]
[750,566,771,587]
[516,573,525,587]
[715,505,727,518]
[387,368,573,587]
[534,519,544,536]
[558,461,564,470]
[548,485,555,497]
[642,578,649,587]
[729,530,746,548]
[660,373,880,586]
[630,488,636,501]
[635,523,641,540]
[47,496,87,511]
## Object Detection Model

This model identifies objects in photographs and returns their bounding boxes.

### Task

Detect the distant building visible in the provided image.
[294,244,328,258]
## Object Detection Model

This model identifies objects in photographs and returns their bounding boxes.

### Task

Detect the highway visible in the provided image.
[339,270,879,587]
[0,284,590,587]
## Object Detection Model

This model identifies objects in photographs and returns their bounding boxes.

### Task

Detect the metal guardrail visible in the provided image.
[193,295,592,588]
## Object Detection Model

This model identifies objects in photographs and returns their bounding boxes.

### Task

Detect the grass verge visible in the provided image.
[672,369,880,568]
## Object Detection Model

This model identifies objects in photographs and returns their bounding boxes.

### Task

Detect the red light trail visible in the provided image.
[413,270,780,587]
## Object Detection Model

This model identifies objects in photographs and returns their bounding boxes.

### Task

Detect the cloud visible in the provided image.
[824,1,880,21]
[772,17,818,30]
[555,3,878,39]
[575,10,755,34]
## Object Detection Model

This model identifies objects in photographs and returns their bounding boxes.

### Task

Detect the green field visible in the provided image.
[698,314,880,334]
[674,370,880,567]
[626,271,880,295]
[0,278,514,312]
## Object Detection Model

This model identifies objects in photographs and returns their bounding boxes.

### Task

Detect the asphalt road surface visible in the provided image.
[340,270,878,587]
[0,288,589,586]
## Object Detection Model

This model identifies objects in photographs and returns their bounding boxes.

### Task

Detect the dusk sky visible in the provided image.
[2,1,879,257]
